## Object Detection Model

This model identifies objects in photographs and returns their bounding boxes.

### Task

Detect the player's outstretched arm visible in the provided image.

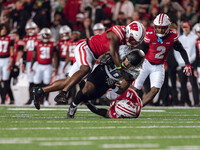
[173,40,192,76]
[85,102,109,118]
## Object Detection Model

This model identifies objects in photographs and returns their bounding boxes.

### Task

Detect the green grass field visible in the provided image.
[0,106,200,150]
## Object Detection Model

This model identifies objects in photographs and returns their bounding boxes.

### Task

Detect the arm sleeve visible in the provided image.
[86,103,108,118]
[136,41,149,54]
[173,40,190,65]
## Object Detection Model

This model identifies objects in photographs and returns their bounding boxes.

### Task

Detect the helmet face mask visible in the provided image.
[40,28,52,43]
[195,26,200,38]
[153,13,171,38]
[125,21,145,49]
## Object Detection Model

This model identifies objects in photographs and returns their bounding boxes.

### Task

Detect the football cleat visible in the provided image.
[31,87,44,110]
[54,91,68,103]
[67,104,77,118]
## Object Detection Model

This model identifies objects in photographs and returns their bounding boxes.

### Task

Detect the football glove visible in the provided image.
[183,64,192,76]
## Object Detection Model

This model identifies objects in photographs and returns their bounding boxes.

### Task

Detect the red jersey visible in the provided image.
[13,40,24,63]
[68,39,80,62]
[108,88,142,119]
[88,25,126,57]
[195,39,200,57]
[35,41,56,65]
[0,35,14,56]
[144,29,178,64]
[58,39,69,59]
[23,34,38,61]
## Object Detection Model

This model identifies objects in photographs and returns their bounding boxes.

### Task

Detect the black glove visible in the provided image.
[106,78,117,88]
[100,53,113,65]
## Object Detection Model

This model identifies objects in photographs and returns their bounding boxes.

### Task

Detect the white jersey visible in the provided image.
[174,32,198,67]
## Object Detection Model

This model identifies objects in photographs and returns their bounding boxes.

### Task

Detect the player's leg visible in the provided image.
[142,64,165,106]
[1,58,11,104]
[25,62,35,105]
[67,81,95,118]
[132,60,151,95]
[55,42,97,103]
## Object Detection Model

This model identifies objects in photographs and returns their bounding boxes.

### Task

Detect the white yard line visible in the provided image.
[102,143,159,148]
[39,141,92,146]
[7,108,166,112]
[1,126,200,130]
[1,135,200,142]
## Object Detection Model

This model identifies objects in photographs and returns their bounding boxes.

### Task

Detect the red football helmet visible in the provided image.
[153,13,171,38]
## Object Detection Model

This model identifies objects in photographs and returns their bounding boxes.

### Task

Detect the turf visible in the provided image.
[0,106,200,150]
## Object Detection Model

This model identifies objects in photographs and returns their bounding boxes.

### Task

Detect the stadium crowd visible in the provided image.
[0,0,200,107]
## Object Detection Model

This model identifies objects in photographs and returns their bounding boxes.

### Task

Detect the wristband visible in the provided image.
[114,65,122,69]
[121,62,126,68]
[10,55,14,59]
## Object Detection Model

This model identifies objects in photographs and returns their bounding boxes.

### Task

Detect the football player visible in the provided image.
[42,21,145,104]
[23,21,39,105]
[86,88,142,119]
[195,25,200,87]
[31,28,58,106]
[57,25,72,80]
[133,13,192,106]
[0,24,14,104]
[65,47,145,118]
[93,23,105,35]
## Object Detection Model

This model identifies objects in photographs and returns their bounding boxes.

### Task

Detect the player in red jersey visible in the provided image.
[86,88,142,119]
[132,13,192,106]
[194,26,200,88]
[31,28,58,106]
[31,21,145,110]
[57,25,72,80]
[0,24,14,104]
[23,21,39,105]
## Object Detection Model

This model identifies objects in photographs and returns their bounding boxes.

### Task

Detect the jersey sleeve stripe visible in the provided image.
[113,26,124,40]
[79,43,89,66]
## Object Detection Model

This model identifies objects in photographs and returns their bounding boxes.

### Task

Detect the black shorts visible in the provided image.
[87,64,110,99]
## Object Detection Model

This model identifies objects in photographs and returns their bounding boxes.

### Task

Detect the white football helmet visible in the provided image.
[59,25,72,40]
[93,23,105,35]
[153,13,171,37]
[25,21,37,36]
[40,28,52,43]
[125,21,145,49]
[115,100,139,118]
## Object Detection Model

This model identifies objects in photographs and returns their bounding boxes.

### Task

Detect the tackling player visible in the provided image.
[132,13,192,106]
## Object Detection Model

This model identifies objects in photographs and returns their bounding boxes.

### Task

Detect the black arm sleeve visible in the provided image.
[86,103,108,118]
[136,41,149,54]
[173,40,190,65]
[22,51,27,65]
[194,45,199,68]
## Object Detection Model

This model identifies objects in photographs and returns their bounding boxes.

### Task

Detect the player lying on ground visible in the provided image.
[66,47,145,118]
[86,88,142,119]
